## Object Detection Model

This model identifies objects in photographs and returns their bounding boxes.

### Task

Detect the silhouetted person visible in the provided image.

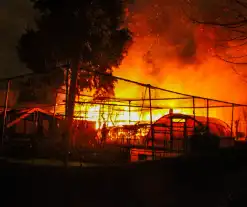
[101,123,108,145]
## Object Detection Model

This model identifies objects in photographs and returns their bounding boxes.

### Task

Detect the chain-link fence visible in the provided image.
[0,68,246,163]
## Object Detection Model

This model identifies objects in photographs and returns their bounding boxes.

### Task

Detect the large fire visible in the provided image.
[57,1,247,134]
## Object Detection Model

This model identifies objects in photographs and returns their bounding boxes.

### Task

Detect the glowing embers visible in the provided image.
[105,124,151,145]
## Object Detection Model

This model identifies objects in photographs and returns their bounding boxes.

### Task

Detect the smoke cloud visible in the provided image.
[128,0,201,65]
[114,0,247,105]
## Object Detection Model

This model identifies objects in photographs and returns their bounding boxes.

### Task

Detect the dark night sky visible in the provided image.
[0,0,231,79]
[0,0,34,78]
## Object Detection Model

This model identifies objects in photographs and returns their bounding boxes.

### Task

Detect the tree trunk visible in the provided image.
[65,58,79,166]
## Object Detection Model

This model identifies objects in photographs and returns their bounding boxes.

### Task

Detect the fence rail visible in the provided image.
[0,68,246,162]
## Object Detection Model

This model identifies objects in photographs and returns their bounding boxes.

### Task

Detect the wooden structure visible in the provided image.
[0,107,97,150]
[0,108,61,144]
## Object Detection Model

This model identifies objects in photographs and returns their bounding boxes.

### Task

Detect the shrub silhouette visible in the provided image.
[190,132,220,153]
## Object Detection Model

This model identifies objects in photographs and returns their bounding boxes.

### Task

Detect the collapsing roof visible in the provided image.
[4,108,61,129]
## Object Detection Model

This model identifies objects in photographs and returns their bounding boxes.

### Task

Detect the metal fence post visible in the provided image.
[148,84,155,160]
[206,99,209,134]
[231,104,234,137]
[1,80,10,146]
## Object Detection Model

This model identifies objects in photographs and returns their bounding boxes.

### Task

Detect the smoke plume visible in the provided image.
[114,0,247,105]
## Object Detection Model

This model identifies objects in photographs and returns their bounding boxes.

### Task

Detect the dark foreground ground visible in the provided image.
[1,148,247,207]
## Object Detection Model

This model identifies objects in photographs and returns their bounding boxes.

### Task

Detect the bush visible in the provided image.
[190,133,220,153]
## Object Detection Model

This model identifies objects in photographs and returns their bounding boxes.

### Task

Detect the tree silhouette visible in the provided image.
[17,0,132,155]
[184,0,247,64]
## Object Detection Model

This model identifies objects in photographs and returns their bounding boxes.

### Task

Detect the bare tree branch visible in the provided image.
[236,0,247,9]
[231,65,247,83]
[191,18,247,28]
[213,53,247,64]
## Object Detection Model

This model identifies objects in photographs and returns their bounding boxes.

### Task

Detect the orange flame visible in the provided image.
[57,1,247,134]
